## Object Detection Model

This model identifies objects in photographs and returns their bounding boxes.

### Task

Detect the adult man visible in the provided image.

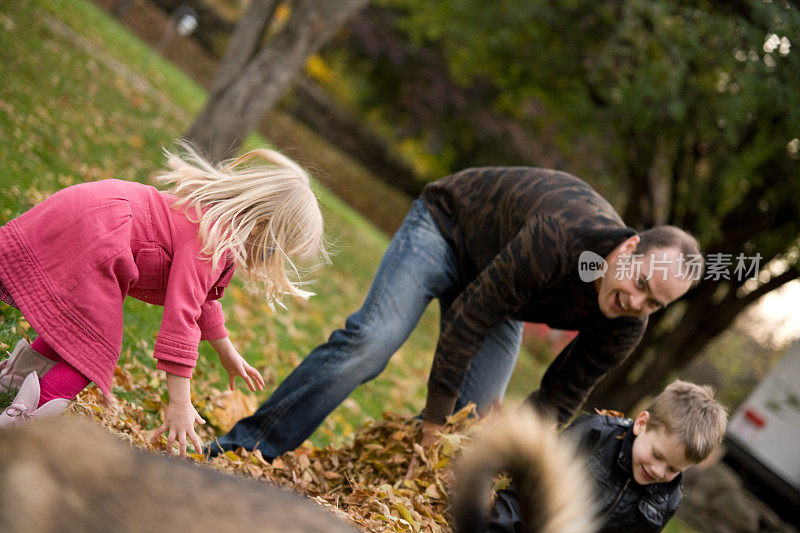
[208,167,700,457]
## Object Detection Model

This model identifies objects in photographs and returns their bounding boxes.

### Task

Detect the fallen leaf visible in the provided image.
[200,389,257,433]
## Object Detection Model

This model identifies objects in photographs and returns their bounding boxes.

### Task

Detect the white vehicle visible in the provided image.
[725,340,800,521]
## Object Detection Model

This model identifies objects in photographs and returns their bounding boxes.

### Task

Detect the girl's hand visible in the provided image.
[153,373,204,458]
[219,350,265,392]
[153,398,205,458]
[209,337,265,392]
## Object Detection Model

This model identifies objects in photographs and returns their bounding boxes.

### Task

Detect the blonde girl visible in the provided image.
[0,142,327,456]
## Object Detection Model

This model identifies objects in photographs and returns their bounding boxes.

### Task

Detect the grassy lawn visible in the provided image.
[0,0,546,447]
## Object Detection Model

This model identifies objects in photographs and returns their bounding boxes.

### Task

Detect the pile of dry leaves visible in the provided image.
[69,357,485,532]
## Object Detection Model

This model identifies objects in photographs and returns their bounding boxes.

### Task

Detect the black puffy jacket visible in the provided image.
[486,414,683,532]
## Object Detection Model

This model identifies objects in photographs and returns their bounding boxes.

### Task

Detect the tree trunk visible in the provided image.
[209,0,280,97]
[186,0,371,161]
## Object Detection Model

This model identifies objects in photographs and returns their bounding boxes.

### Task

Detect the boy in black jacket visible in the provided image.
[487,380,728,532]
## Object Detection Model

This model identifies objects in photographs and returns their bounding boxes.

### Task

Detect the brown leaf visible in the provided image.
[67,359,483,531]
[199,389,257,433]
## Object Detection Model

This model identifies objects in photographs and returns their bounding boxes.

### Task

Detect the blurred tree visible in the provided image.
[333,0,800,411]
[168,0,799,411]
[185,0,371,161]
[316,4,566,187]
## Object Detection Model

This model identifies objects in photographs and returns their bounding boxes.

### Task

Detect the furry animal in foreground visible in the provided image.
[0,407,595,533]
[0,416,357,533]
[452,406,598,533]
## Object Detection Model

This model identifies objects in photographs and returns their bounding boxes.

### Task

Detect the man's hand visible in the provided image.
[153,374,204,458]
[405,420,444,479]
[420,420,444,448]
[209,337,265,392]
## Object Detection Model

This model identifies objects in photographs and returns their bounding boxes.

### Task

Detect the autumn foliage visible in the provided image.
[70,356,482,532]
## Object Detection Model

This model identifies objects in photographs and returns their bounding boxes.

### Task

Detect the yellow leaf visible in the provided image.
[274,3,290,22]
[380,483,395,500]
[446,404,476,424]
[250,450,270,466]
[434,456,450,469]
[224,450,240,461]
[305,54,335,84]
[439,433,467,457]
[493,476,511,491]
[393,502,419,532]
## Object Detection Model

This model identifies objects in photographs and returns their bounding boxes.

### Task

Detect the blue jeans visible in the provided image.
[209,199,523,458]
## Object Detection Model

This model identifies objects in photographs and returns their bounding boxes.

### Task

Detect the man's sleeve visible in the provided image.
[527,317,646,425]
[424,215,565,423]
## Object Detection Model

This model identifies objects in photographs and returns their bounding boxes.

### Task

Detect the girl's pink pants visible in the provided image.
[31,337,90,407]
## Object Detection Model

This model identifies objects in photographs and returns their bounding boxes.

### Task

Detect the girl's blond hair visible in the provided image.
[157,141,328,305]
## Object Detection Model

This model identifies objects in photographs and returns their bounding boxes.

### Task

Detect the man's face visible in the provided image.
[595,238,692,319]
[631,412,694,485]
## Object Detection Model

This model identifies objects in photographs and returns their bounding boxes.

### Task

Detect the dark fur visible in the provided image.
[0,417,357,533]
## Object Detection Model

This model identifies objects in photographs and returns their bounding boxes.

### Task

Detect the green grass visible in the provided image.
[0,0,478,446]
[0,0,550,443]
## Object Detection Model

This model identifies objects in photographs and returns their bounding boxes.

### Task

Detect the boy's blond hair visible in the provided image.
[645,379,728,463]
[158,141,329,305]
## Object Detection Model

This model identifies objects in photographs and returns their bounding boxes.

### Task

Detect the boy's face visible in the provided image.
[630,412,695,485]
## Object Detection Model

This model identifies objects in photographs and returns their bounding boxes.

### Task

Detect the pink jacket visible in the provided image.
[0,179,233,396]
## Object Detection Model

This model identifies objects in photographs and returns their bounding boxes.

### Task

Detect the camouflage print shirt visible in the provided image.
[420,167,647,424]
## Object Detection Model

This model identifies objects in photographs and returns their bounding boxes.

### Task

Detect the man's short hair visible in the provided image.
[646,379,728,464]
[635,225,704,287]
